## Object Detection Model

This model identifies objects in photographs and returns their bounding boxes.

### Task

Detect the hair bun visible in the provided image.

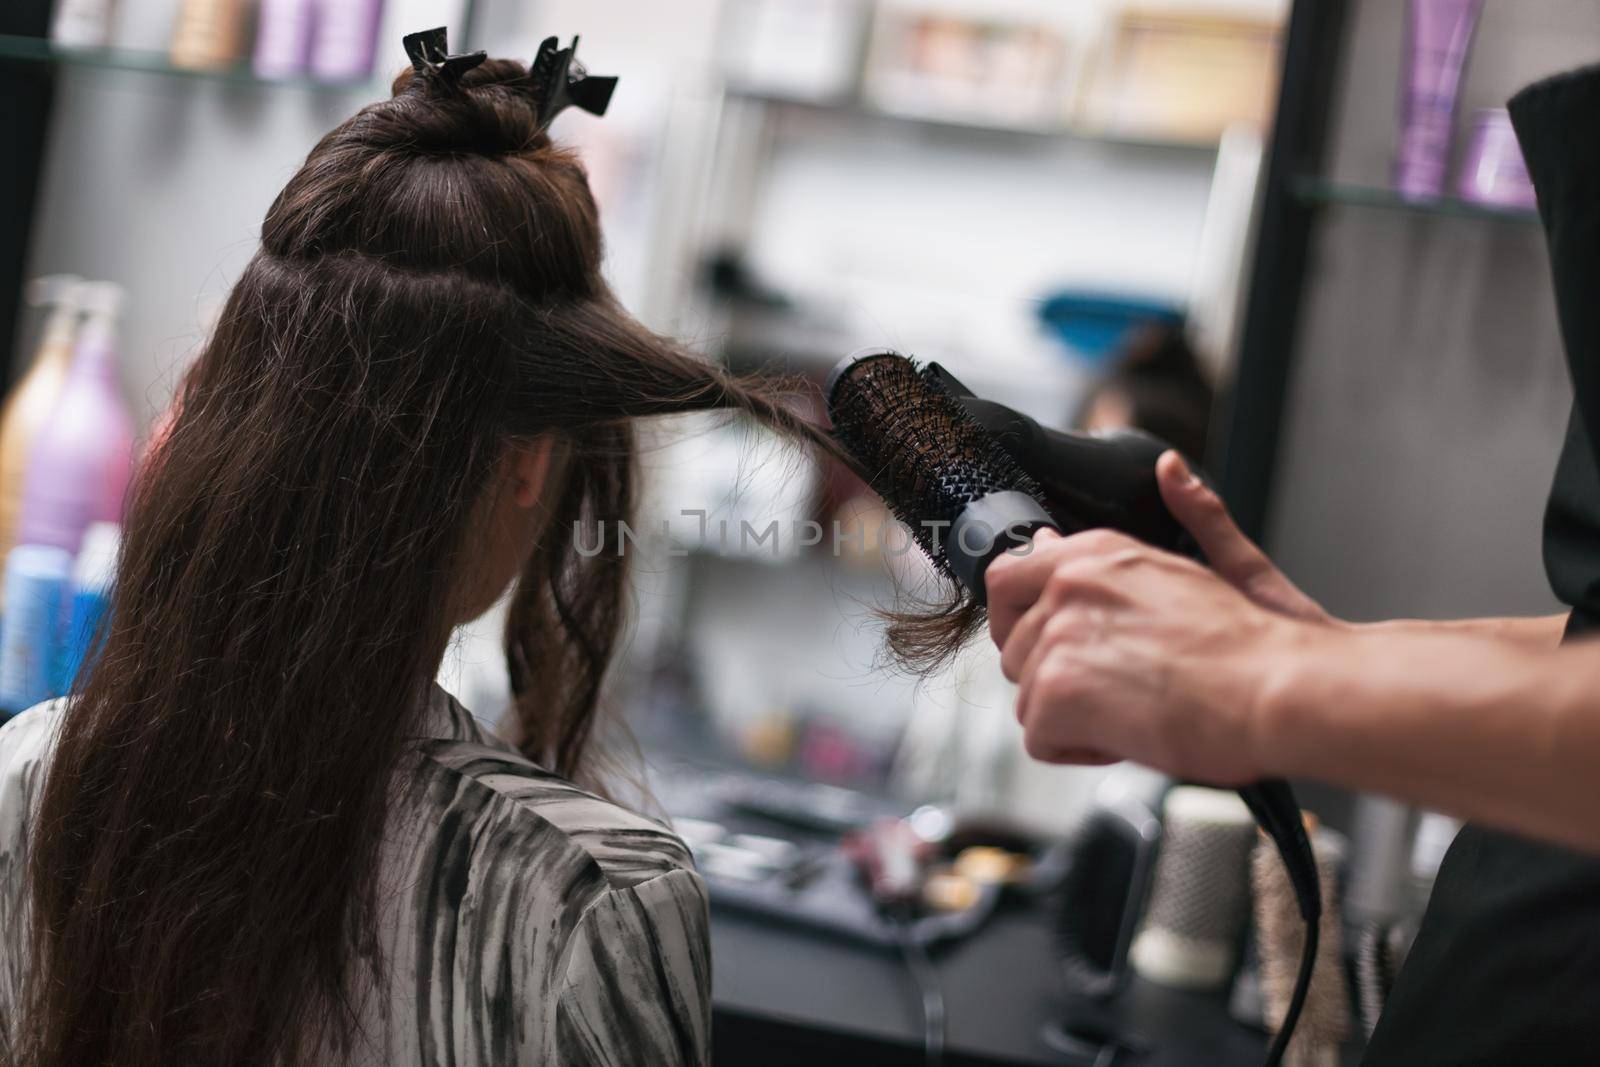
[370,59,546,155]
[262,54,600,291]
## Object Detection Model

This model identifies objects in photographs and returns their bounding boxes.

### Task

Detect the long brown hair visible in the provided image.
[14,58,837,1066]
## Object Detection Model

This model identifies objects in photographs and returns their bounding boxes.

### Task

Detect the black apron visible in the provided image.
[1363,65,1600,1065]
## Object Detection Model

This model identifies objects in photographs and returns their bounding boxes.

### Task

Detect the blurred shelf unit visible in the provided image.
[1076,6,1284,146]
[1291,174,1538,225]
[0,32,375,91]
[716,0,1288,152]
[1220,0,1564,551]
[722,86,1224,154]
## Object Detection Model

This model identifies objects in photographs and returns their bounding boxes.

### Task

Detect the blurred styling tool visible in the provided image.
[1251,821,1350,1067]
[825,349,1321,1067]
[1130,786,1255,990]
[1043,794,1162,1064]
[845,817,946,1067]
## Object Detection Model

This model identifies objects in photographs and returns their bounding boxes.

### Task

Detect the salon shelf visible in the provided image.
[724,85,1224,156]
[0,33,375,93]
[1291,175,1539,224]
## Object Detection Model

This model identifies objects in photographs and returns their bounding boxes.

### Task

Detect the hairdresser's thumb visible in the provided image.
[1156,451,1268,585]
[1157,451,1331,623]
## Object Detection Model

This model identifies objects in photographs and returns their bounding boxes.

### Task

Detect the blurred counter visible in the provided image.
[646,735,1360,1065]
[711,901,1269,1066]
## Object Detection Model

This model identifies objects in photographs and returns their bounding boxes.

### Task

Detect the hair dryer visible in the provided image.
[826,349,1319,1067]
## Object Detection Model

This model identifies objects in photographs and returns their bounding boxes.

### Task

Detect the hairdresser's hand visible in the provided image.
[986,528,1307,782]
[1154,451,1336,626]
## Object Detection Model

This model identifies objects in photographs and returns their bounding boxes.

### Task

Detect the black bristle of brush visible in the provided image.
[825,348,1048,578]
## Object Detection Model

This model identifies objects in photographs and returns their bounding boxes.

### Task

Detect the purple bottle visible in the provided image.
[254,0,318,80]
[309,0,384,83]
[15,282,135,557]
[1456,109,1537,211]
[1395,0,1485,201]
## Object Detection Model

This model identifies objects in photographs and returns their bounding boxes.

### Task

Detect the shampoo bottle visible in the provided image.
[309,0,385,83]
[57,521,120,694]
[170,0,248,70]
[52,0,119,48]
[0,276,82,567]
[0,544,72,716]
[15,282,136,558]
[254,0,317,79]
[1395,0,1485,200]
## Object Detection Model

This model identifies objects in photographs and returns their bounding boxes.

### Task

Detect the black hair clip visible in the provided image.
[403,26,487,83]
[528,35,618,133]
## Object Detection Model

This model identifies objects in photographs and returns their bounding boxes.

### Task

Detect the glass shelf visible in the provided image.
[1292,175,1538,224]
[724,85,1222,156]
[0,33,375,93]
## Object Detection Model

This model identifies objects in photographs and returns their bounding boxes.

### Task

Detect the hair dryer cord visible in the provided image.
[1238,780,1322,1067]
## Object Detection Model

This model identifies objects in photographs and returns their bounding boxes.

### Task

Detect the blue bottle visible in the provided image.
[57,520,119,693]
[0,543,72,717]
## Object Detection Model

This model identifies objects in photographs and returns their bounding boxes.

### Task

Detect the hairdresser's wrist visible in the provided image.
[1247,617,1368,782]
[1356,612,1568,648]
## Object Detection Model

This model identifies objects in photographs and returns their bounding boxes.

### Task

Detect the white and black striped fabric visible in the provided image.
[0,686,711,1065]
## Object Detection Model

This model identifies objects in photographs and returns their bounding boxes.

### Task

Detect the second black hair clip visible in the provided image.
[527,35,618,133]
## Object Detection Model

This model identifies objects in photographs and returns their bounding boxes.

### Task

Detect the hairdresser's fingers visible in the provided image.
[985,527,1066,647]
[1156,451,1330,624]
[986,528,1139,648]
[1028,744,1121,766]
[998,578,1107,685]
[1014,647,1118,765]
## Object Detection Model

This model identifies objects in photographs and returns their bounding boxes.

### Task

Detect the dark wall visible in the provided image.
[1,0,56,383]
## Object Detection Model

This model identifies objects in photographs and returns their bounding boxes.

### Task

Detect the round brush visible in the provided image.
[826,347,1321,1067]
[825,348,1060,603]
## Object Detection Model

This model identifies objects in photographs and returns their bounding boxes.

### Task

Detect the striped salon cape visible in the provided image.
[0,686,711,1065]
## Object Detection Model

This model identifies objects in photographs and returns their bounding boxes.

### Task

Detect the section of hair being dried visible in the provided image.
[883,594,987,673]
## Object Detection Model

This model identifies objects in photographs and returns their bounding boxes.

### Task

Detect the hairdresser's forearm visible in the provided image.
[1259,625,1600,852]
[1360,612,1569,648]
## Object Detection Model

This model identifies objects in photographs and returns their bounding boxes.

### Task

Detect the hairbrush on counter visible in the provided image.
[825,348,1321,1067]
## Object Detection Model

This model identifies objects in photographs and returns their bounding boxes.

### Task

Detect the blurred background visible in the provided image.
[3,1,1599,1063]
[1,0,1295,826]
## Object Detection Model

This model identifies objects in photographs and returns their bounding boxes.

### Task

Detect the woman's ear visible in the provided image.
[506,437,555,508]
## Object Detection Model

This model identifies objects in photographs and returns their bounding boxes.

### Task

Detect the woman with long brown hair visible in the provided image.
[0,36,836,1067]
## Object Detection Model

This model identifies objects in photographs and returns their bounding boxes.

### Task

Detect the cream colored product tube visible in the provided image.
[1130,786,1256,990]
[170,0,247,70]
